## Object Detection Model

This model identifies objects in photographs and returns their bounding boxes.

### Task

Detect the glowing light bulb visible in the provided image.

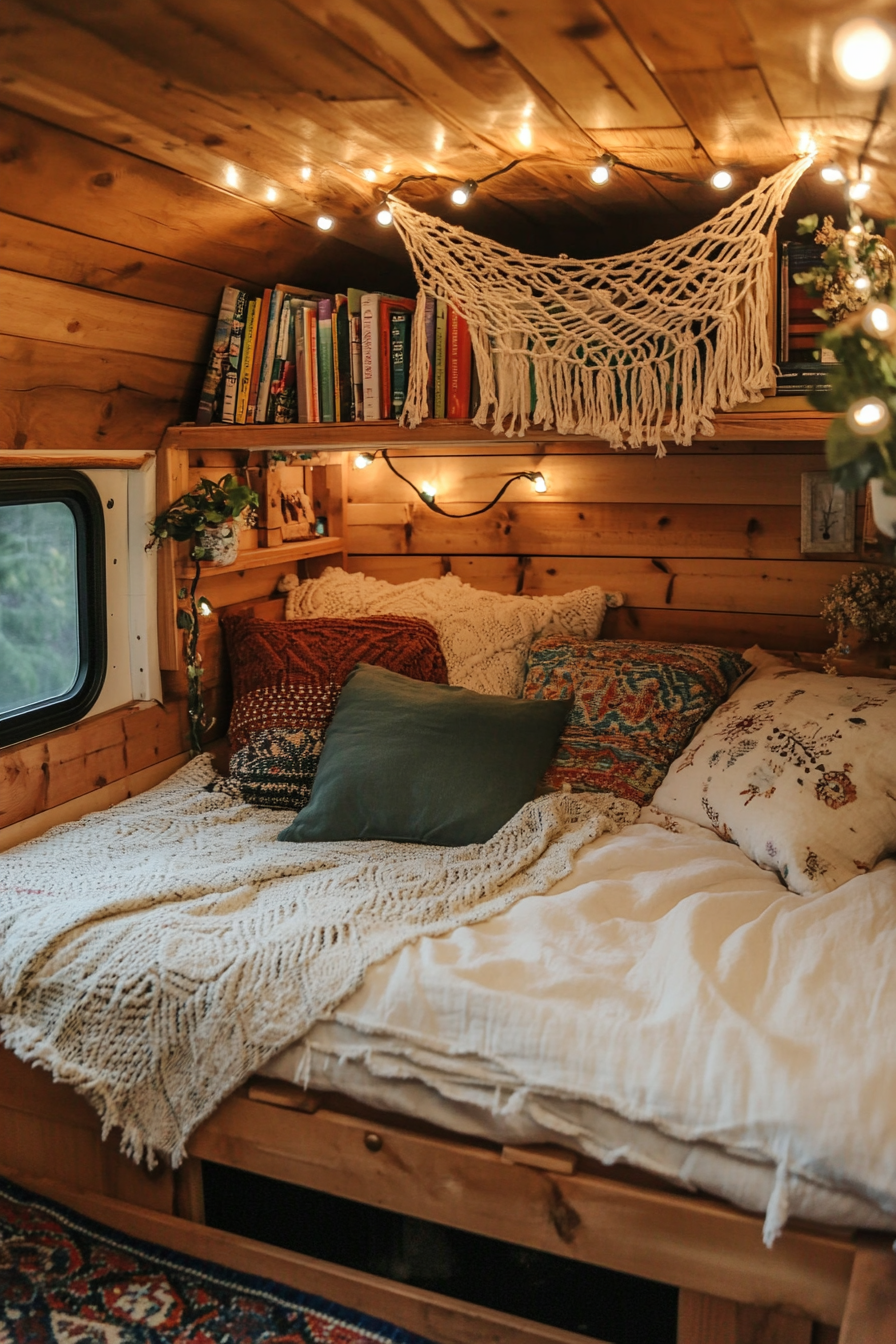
[224,164,239,188]
[265,186,278,202]
[531,472,547,494]
[709,169,733,190]
[820,163,846,184]
[300,166,312,181]
[863,303,896,338]
[451,180,477,206]
[375,206,393,227]
[316,214,334,231]
[197,596,214,617]
[590,163,610,185]
[855,274,872,293]
[833,18,894,86]
[846,395,891,435]
[420,480,437,502]
[354,452,375,469]
[362,168,377,182]
[517,122,533,148]
[849,180,871,201]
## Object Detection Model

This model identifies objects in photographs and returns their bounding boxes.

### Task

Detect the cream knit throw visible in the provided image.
[281,568,623,698]
[389,158,811,447]
[0,756,636,1168]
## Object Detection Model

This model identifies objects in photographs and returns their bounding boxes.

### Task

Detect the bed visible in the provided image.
[2,589,896,1344]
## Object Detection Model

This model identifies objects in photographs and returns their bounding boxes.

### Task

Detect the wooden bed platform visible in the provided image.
[2,1043,893,1344]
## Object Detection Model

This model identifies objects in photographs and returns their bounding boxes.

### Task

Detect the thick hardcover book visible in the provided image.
[304,304,320,424]
[775,363,834,395]
[246,288,272,422]
[379,298,415,418]
[196,285,239,424]
[317,298,336,423]
[235,297,259,424]
[260,284,329,422]
[390,310,411,418]
[334,294,352,422]
[433,299,447,418]
[222,289,249,424]
[446,305,472,419]
[294,300,308,423]
[348,288,366,421]
[423,295,436,418]
[360,292,381,421]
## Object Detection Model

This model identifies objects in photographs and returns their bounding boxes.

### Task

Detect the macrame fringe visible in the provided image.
[393,158,811,450]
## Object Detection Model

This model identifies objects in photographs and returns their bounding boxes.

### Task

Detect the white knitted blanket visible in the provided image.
[0,756,636,1168]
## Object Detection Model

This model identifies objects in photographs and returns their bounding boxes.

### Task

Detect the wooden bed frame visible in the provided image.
[4,515,896,1344]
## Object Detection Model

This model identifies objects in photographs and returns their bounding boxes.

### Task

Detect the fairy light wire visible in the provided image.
[370,449,545,517]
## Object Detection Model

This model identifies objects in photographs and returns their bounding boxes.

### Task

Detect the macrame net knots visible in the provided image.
[391,157,811,450]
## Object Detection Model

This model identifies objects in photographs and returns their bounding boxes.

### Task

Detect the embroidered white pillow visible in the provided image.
[280,568,622,698]
[652,647,896,896]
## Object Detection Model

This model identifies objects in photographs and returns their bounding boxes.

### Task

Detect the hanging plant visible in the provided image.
[792,212,896,324]
[147,475,258,754]
[820,565,896,672]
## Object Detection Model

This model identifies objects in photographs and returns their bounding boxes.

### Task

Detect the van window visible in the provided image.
[0,471,106,748]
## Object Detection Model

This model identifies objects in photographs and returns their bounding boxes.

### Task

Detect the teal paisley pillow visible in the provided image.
[523,638,749,805]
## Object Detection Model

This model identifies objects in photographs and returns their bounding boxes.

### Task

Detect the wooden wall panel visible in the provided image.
[344,443,862,654]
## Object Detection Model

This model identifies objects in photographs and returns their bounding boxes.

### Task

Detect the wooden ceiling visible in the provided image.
[1,0,894,268]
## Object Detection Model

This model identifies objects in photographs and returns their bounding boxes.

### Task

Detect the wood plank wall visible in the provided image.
[344,439,863,654]
[0,103,407,839]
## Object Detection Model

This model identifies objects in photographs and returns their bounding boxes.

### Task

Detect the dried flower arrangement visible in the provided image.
[821,565,896,673]
[793,213,896,324]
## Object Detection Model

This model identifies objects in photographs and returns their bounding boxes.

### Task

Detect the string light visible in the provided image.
[451,180,478,206]
[265,187,278,202]
[354,452,375,469]
[820,163,847,184]
[590,154,613,186]
[709,169,733,190]
[846,395,891,435]
[862,303,896,339]
[362,168,377,182]
[376,206,394,227]
[360,450,550,518]
[316,214,335,231]
[832,18,895,87]
[855,275,872,293]
[848,180,871,201]
[197,596,214,617]
[224,164,239,188]
[419,479,438,503]
[531,472,547,493]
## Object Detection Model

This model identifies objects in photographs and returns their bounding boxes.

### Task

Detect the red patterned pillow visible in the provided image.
[214,616,448,810]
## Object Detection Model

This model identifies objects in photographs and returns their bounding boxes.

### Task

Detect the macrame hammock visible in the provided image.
[390,158,811,451]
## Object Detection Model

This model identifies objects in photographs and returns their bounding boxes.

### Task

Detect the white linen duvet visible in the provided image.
[266,810,896,1242]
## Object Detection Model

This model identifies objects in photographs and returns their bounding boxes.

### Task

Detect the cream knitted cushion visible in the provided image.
[280,568,623,698]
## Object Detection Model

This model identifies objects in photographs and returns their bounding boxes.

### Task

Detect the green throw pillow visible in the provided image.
[278,663,572,846]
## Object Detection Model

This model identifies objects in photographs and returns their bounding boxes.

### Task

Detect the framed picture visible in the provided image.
[800,472,856,554]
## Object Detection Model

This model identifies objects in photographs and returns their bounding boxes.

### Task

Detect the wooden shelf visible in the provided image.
[175,536,344,577]
[161,407,835,453]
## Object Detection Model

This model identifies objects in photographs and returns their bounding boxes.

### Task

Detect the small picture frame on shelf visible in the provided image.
[800,471,856,554]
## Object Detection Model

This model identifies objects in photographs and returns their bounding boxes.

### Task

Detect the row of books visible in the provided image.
[195,284,476,426]
[776,239,836,397]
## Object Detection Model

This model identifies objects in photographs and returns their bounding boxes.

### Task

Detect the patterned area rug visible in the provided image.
[0,1173,432,1343]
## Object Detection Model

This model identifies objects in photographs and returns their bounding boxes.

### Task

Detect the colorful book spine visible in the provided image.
[379,298,393,419]
[334,294,352,422]
[294,302,308,424]
[433,298,447,419]
[221,289,248,424]
[235,297,259,424]
[349,302,364,420]
[446,305,472,419]
[423,295,436,418]
[304,304,320,423]
[360,292,381,421]
[267,300,296,424]
[258,290,285,424]
[317,298,336,423]
[196,285,239,425]
[246,288,272,423]
[390,310,411,418]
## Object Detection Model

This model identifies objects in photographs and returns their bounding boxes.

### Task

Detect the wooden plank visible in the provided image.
[345,556,852,618]
[0,208,238,314]
[659,67,794,165]
[346,452,827,506]
[678,1290,737,1344]
[0,1168,608,1344]
[0,268,213,362]
[601,606,827,652]
[0,700,186,831]
[839,1235,896,1344]
[345,500,805,560]
[0,449,152,468]
[735,1303,813,1343]
[174,536,346,576]
[189,1094,852,1325]
[0,334,196,453]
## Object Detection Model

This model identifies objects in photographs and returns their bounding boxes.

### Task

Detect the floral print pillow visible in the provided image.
[652,647,896,895]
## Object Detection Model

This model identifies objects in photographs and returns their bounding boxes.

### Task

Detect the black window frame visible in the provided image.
[0,470,107,748]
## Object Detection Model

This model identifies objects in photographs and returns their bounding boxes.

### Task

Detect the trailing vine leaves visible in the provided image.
[147,474,259,755]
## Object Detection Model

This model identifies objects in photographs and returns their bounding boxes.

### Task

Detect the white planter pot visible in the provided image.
[869,477,896,539]
[201,516,244,566]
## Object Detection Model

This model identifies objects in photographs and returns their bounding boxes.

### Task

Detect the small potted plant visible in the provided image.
[147,474,258,753]
[820,565,896,673]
